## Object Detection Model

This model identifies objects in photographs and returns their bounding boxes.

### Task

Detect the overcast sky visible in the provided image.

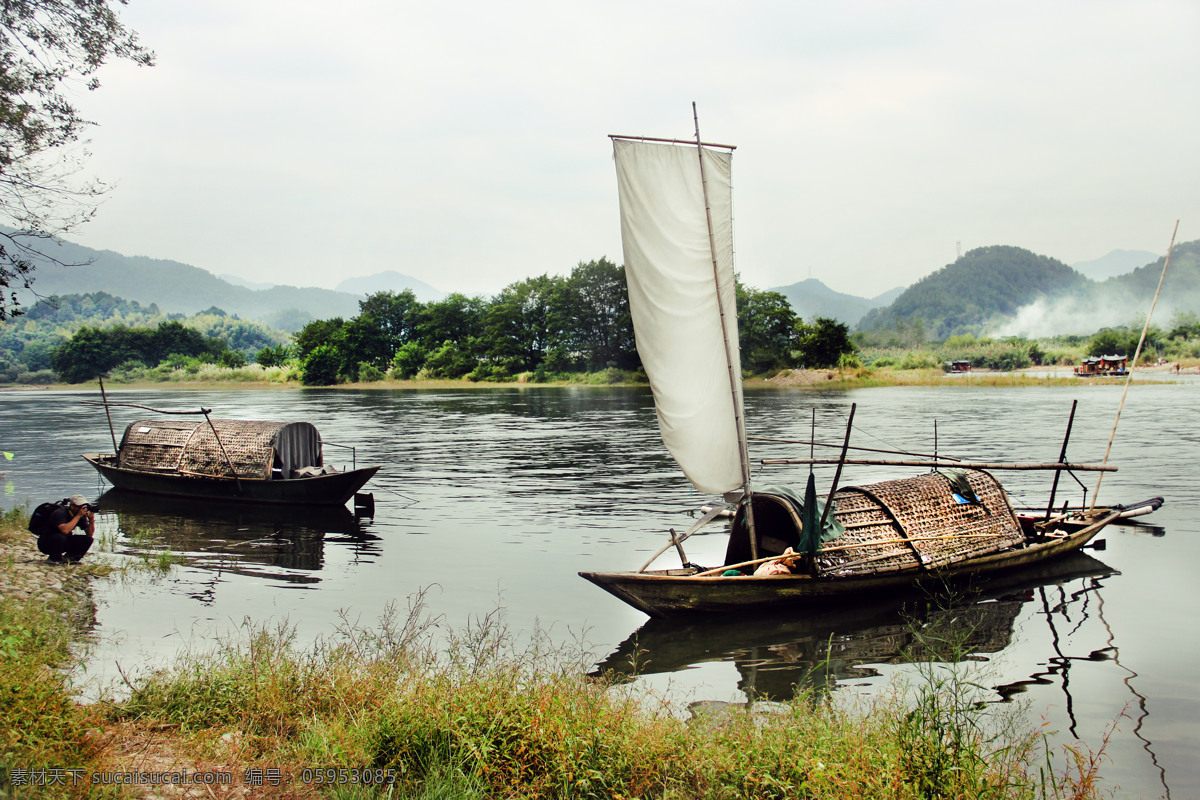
[62,0,1199,298]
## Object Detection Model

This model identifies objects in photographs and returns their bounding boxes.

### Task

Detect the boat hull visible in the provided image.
[83,454,379,506]
[580,513,1118,617]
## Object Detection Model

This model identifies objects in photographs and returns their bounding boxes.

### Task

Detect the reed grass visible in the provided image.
[100,595,1108,799]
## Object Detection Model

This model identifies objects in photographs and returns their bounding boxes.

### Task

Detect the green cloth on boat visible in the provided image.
[748,482,845,545]
[941,468,980,504]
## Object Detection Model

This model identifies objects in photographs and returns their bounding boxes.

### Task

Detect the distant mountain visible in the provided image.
[11,235,366,331]
[335,270,445,302]
[858,245,1090,338]
[1103,240,1200,311]
[769,279,901,326]
[1070,249,1158,280]
[218,273,276,291]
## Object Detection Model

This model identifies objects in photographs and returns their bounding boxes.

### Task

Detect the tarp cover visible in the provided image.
[613,137,745,494]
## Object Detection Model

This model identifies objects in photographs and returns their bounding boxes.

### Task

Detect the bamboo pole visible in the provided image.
[692,101,758,561]
[1044,400,1077,521]
[81,400,212,416]
[749,436,959,462]
[97,377,119,456]
[610,134,736,150]
[759,457,1116,472]
[202,410,242,494]
[819,403,855,531]
[1090,220,1178,511]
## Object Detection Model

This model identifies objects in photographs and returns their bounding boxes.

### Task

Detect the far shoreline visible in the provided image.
[3,363,1191,393]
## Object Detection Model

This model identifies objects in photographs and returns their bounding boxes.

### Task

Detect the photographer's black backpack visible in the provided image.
[27,499,67,537]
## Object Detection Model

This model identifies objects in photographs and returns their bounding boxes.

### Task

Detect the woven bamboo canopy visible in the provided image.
[725,469,1024,578]
[116,419,323,480]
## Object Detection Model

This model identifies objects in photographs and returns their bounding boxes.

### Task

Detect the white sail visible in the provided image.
[613,137,746,495]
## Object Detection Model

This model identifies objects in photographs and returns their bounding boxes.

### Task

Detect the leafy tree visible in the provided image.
[422,339,478,378]
[358,290,421,353]
[217,350,246,369]
[485,275,559,371]
[552,258,637,370]
[293,317,345,360]
[417,294,485,350]
[1168,311,1200,341]
[301,344,341,385]
[390,341,426,379]
[255,344,291,367]
[0,0,154,319]
[796,317,856,368]
[336,312,391,377]
[736,284,798,373]
[1087,328,1143,359]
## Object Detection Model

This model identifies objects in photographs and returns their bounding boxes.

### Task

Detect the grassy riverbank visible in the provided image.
[0,514,1113,799]
[6,362,1190,394]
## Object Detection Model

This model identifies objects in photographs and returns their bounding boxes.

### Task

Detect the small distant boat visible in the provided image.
[82,405,379,506]
[1074,354,1128,377]
[943,360,972,373]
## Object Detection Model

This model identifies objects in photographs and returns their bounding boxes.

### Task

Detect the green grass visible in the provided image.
[102,595,1109,799]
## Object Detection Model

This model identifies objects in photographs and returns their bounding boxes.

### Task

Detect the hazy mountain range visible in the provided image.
[11,236,444,331]
[769,279,904,327]
[6,229,1182,338]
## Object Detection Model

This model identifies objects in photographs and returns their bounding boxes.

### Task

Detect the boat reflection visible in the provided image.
[96,489,381,587]
[593,551,1117,702]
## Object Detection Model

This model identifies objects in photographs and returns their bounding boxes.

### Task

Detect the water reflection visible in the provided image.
[97,489,381,592]
[593,551,1116,704]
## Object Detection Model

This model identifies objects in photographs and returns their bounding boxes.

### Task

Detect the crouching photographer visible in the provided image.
[35,494,95,564]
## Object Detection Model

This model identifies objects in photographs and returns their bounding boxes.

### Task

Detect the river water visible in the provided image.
[1,382,1196,798]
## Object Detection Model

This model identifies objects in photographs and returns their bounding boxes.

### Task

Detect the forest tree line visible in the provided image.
[289,259,856,385]
[32,259,857,384]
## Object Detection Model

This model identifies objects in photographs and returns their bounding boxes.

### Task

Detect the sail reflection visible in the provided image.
[593,551,1116,703]
[96,489,381,587]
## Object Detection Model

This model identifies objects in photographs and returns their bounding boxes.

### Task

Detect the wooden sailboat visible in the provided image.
[579,111,1123,618]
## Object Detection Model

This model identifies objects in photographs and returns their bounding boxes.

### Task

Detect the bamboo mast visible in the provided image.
[692,102,758,560]
[97,377,119,456]
[1044,400,1078,521]
[819,403,856,530]
[1089,220,1178,511]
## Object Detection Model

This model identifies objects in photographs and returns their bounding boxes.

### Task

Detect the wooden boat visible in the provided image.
[591,550,1116,693]
[584,114,1126,618]
[82,414,379,506]
[1074,354,1128,377]
[582,470,1121,617]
